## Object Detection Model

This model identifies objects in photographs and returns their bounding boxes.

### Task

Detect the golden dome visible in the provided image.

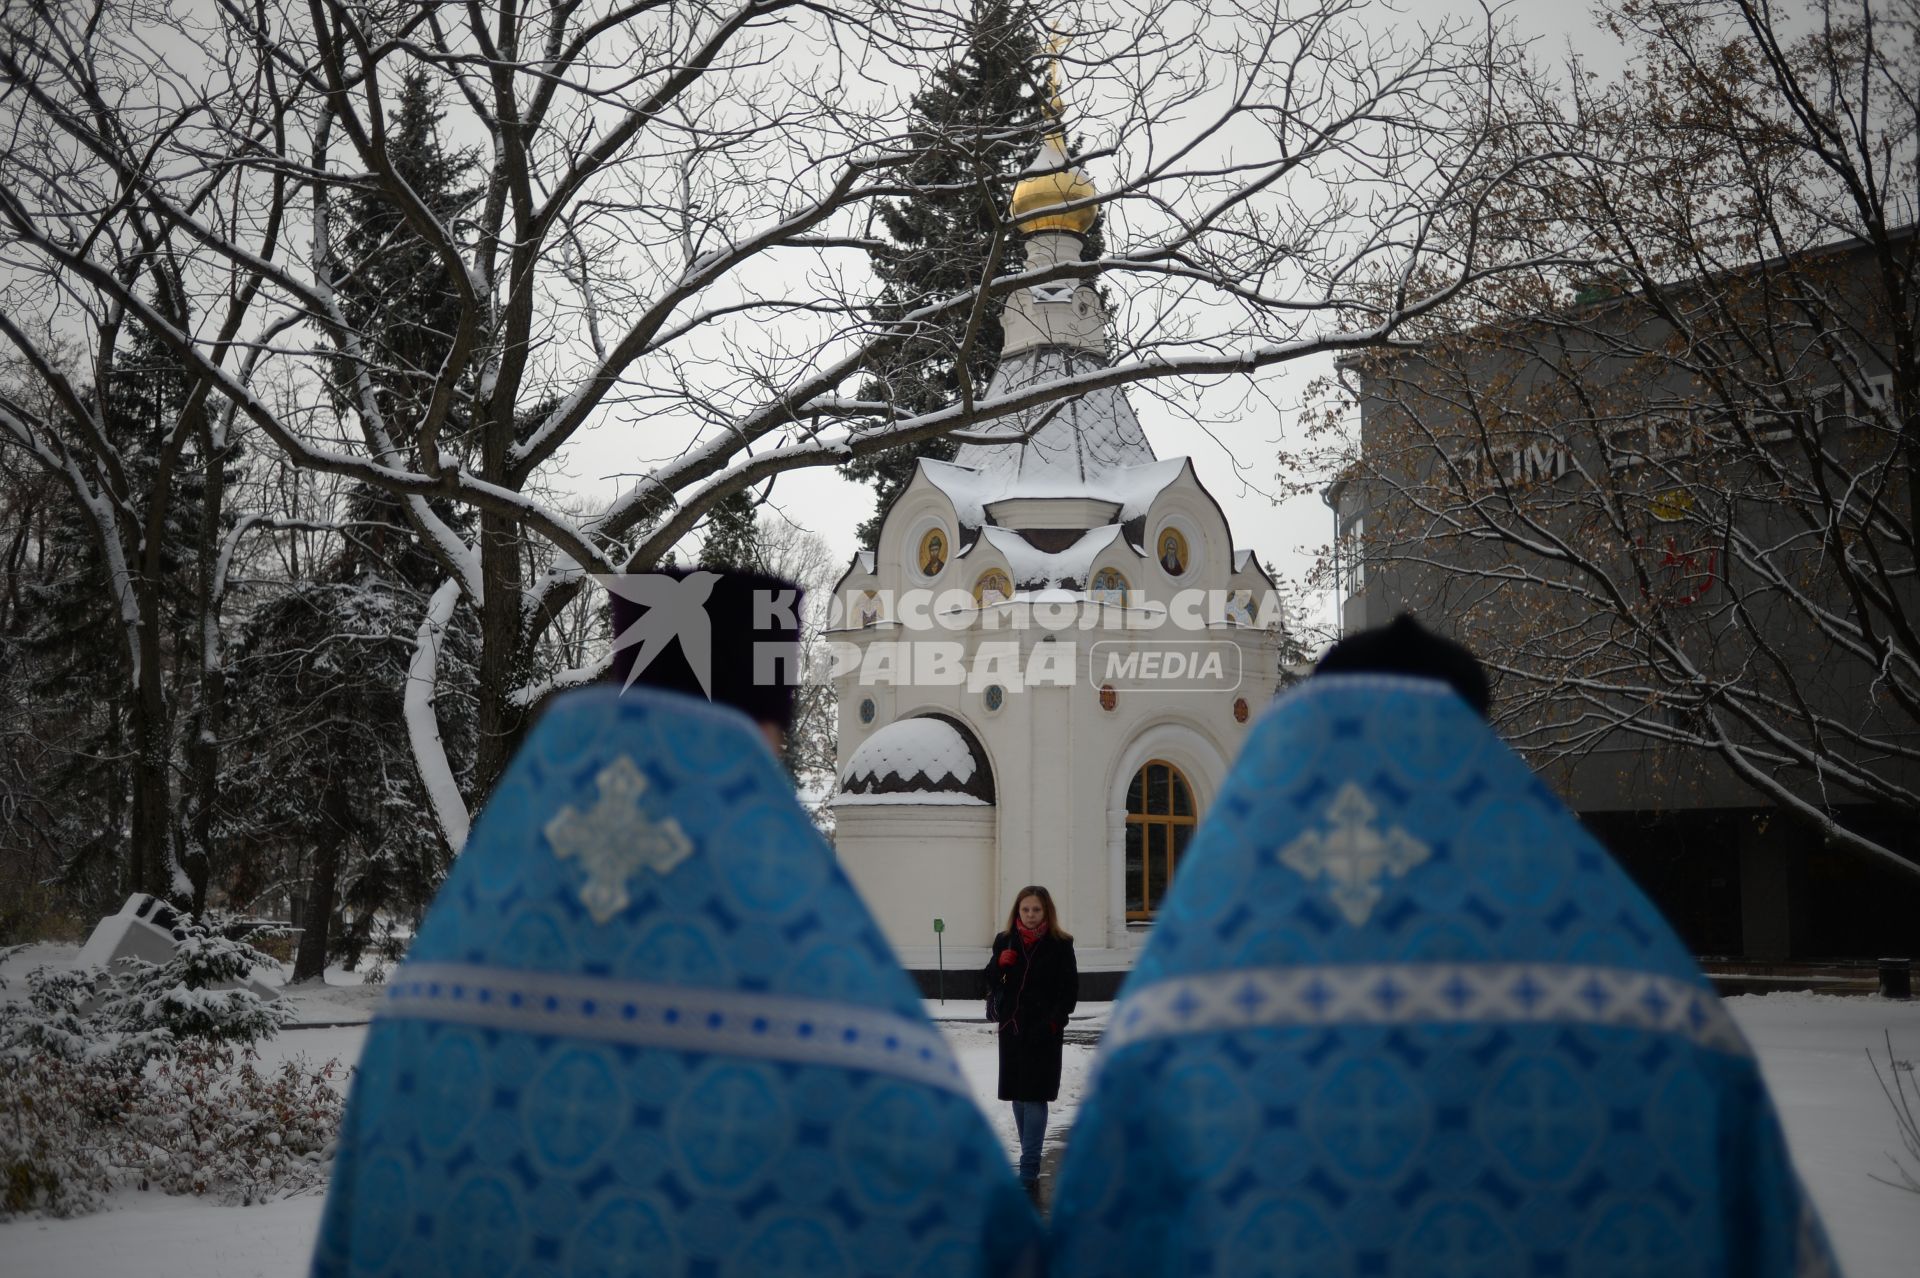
[1010,132,1097,236]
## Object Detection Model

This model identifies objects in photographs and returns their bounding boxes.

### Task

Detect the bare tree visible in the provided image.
[0,0,1551,865]
[1321,0,1920,880]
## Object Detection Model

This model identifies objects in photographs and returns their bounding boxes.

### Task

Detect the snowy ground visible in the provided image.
[3,947,1916,1277]
[937,999,1105,1193]
[1727,993,1920,1277]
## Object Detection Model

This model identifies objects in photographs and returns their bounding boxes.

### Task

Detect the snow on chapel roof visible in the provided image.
[950,346,1156,488]
[975,524,1122,589]
[836,715,996,807]
[922,453,1188,529]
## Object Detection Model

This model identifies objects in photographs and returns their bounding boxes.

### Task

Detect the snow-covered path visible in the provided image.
[3,973,1915,1277]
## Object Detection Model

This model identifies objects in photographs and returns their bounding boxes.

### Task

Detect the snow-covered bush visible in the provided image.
[2,1043,344,1216]
[122,1044,342,1203]
[0,918,343,1218]
[4,963,172,1070]
[109,924,292,1048]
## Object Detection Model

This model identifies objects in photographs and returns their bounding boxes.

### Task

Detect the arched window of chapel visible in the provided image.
[1125,760,1197,919]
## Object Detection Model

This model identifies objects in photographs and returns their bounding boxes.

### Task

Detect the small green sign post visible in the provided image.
[933,918,945,1003]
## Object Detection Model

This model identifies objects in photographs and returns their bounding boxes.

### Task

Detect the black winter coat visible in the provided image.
[985,930,1078,1102]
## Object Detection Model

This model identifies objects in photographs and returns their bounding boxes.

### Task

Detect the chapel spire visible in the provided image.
[1007,30,1098,237]
[947,31,1155,487]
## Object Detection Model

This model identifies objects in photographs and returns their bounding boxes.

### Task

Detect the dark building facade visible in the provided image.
[1326,233,1920,963]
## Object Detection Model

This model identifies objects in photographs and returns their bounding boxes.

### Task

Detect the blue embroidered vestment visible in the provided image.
[1048,675,1839,1278]
[311,687,1038,1277]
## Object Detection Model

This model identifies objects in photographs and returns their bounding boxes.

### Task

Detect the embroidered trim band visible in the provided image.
[1104,962,1748,1058]
[381,963,969,1096]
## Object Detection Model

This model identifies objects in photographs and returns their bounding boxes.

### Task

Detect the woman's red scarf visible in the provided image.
[1003,921,1049,1034]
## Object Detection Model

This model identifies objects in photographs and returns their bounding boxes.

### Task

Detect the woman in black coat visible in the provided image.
[984,884,1078,1202]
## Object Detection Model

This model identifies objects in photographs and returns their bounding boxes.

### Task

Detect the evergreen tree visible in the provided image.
[221,70,483,980]
[332,69,483,452]
[222,561,479,980]
[10,503,127,909]
[11,326,211,912]
[847,0,1050,547]
[700,489,761,568]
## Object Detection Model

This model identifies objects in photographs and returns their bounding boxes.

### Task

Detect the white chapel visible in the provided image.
[828,123,1285,985]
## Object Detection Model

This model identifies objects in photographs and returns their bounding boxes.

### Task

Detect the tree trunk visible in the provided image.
[128,608,174,903]
[104,705,127,907]
[130,350,191,906]
[292,788,349,984]
[473,488,525,800]
[184,423,228,916]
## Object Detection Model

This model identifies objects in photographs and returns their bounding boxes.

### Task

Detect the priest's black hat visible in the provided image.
[1313,613,1492,718]
[606,566,804,732]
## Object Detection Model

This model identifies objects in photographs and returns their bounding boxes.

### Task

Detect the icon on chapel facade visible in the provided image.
[1158,527,1188,576]
[857,590,881,627]
[973,569,1013,606]
[1090,567,1128,605]
[918,528,947,577]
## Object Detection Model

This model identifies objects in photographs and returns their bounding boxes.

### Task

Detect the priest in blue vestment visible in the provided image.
[1049,616,1839,1277]
[311,568,1040,1278]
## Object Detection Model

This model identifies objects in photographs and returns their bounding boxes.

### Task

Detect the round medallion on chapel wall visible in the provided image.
[915,526,949,579]
[983,684,1005,713]
[1234,697,1250,724]
[1099,684,1117,712]
[859,698,876,726]
[1154,525,1191,578]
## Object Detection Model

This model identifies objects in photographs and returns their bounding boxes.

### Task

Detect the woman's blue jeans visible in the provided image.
[1010,1100,1048,1183]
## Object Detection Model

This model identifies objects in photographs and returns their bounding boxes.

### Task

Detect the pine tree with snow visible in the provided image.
[222,562,479,982]
[846,0,1052,547]
[699,489,762,568]
[330,68,485,455]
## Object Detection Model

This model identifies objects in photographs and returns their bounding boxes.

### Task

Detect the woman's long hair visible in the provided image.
[1004,885,1072,942]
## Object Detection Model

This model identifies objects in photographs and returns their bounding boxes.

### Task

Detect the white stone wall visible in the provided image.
[831,611,1281,959]
[835,805,996,955]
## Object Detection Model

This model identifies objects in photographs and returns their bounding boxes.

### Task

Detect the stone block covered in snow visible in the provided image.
[77,894,281,1001]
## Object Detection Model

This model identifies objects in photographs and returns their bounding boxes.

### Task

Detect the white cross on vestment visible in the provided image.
[1277,781,1430,926]
[544,755,693,923]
